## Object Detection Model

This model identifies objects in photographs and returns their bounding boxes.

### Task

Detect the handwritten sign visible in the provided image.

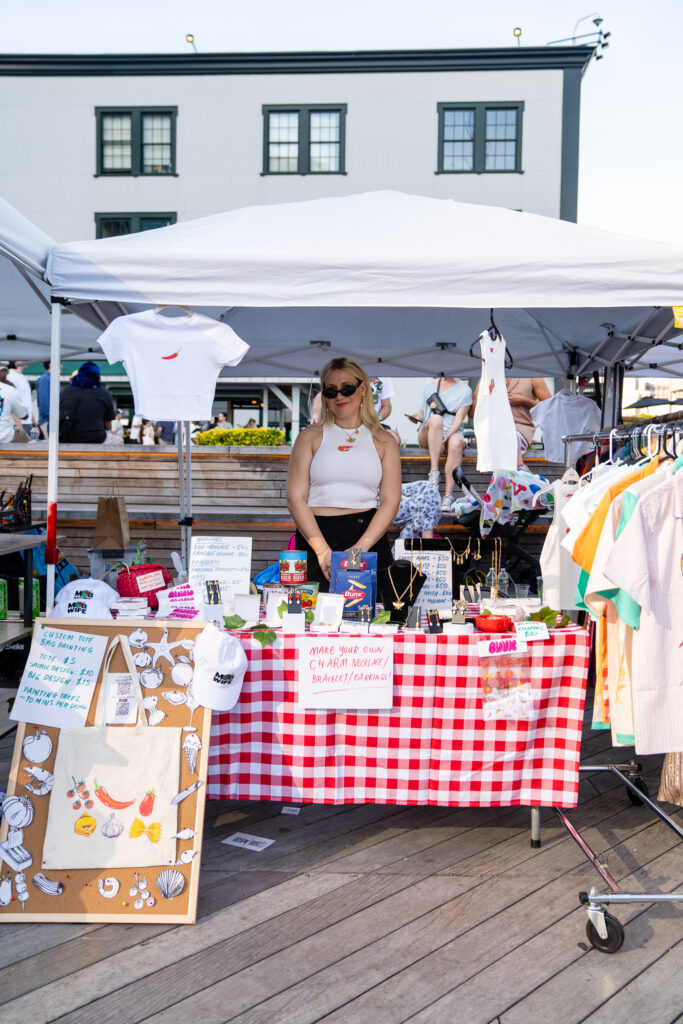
[189,535,252,605]
[11,626,108,728]
[298,636,393,709]
[514,621,550,642]
[394,541,452,609]
[477,635,527,658]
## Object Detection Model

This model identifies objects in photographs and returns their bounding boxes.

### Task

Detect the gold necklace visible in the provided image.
[387,564,417,609]
[336,422,361,451]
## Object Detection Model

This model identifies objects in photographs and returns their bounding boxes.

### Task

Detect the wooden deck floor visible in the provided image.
[1,706,682,1024]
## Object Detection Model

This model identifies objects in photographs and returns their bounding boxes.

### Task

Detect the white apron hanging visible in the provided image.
[473,331,518,472]
[43,634,181,870]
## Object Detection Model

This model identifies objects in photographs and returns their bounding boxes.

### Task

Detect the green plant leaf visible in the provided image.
[223,614,246,630]
[277,600,287,619]
[371,609,391,624]
[252,628,277,647]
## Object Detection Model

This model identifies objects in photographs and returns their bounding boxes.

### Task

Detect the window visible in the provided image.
[437,102,523,174]
[95,213,177,238]
[263,105,347,174]
[96,107,177,176]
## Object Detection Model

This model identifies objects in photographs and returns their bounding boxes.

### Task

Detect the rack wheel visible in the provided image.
[626,777,650,806]
[586,912,625,953]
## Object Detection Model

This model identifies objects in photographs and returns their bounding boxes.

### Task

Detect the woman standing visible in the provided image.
[287,357,401,586]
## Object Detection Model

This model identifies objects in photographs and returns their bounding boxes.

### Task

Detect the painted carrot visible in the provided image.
[139,789,155,817]
[93,778,135,810]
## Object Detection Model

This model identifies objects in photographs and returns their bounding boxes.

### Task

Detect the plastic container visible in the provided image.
[279,550,307,584]
[87,544,147,586]
[0,578,7,620]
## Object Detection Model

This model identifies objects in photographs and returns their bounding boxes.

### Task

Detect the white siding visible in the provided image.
[0,66,564,240]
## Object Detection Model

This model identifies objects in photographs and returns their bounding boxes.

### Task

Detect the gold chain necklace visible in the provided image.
[336,422,361,451]
[387,564,417,609]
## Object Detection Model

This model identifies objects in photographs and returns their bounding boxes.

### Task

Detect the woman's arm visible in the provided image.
[379,397,392,421]
[469,380,481,419]
[444,404,469,440]
[532,378,552,403]
[354,434,402,552]
[286,428,333,578]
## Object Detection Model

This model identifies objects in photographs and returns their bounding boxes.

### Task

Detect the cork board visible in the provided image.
[0,619,211,924]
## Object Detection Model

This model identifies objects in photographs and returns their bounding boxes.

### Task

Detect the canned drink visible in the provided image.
[18,577,40,617]
[279,550,307,585]
[0,579,7,620]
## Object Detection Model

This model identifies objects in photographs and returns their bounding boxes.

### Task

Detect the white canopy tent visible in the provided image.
[5,190,683,602]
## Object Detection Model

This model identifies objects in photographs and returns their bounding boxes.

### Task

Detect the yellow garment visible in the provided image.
[572,459,661,575]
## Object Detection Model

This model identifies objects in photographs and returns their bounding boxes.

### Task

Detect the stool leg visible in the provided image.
[530,806,541,848]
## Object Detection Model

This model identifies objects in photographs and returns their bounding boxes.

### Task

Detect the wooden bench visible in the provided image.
[0,444,563,574]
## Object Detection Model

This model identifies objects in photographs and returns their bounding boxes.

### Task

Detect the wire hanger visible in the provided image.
[153,304,193,316]
[468,309,514,367]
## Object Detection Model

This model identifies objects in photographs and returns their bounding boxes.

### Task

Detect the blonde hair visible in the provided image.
[318,358,382,437]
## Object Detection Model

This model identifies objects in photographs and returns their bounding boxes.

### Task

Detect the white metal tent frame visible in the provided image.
[6,190,683,603]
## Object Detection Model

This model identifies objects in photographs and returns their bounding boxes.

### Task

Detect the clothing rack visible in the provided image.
[561,418,683,467]
[550,425,683,951]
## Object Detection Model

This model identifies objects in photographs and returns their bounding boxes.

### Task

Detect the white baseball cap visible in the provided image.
[192,623,248,711]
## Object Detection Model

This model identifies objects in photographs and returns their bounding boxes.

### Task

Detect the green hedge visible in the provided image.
[195,427,286,447]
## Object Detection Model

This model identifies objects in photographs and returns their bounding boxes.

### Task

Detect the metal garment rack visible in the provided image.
[550,418,683,952]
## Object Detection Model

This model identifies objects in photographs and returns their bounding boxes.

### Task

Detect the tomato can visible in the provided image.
[279,551,307,585]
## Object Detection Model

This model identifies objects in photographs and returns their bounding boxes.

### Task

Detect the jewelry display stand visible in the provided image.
[378,560,427,624]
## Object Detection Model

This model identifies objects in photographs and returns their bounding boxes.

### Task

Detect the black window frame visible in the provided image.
[95,212,177,238]
[262,104,347,175]
[95,107,178,177]
[437,101,524,175]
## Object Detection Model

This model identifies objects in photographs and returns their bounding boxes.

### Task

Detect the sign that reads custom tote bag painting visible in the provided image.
[298,636,393,710]
[11,626,108,729]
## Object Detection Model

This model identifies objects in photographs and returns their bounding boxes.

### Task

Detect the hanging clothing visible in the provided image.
[539,477,582,610]
[531,391,601,464]
[98,309,249,420]
[478,468,550,537]
[473,332,517,472]
[602,472,683,755]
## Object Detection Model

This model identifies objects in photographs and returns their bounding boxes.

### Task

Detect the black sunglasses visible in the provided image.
[321,382,361,400]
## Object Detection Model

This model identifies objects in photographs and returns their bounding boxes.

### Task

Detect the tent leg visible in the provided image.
[291,384,300,444]
[184,421,193,560]
[177,421,186,571]
[601,364,624,428]
[45,301,62,611]
[262,386,269,428]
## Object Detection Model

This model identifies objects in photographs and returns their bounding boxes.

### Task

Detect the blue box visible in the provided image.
[330,551,377,620]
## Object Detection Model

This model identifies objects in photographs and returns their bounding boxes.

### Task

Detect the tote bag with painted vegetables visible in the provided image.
[43,635,181,870]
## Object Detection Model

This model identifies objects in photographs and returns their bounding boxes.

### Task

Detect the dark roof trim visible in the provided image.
[0,47,594,76]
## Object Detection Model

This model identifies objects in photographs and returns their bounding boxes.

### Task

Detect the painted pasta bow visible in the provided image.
[129,818,162,843]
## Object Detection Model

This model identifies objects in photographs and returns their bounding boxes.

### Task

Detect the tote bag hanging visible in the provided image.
[43,635,181,870]
[92,483,130,550]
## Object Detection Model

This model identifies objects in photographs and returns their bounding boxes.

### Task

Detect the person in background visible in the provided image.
[407,376,473,514]
[156,420,176,445]
[141,419,156,445]
[287,357,401,586]
[35,360,52,437]
[470,377,551,467]
[216,411,233,429]
[129,413,143,443]
[7,360,34,439]
[109,408,125,439]
[246,417,257,429]
[58,360,119,444]
[0,361,29,443]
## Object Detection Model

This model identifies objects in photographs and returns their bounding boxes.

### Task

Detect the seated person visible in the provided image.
[470,377,551,467]
[408,376,473,514]
[58,361,118,444]
[287,357,401,587]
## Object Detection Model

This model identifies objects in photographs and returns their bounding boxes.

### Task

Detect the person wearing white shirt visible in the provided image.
[7,360,34,435]
[0,362,29,443]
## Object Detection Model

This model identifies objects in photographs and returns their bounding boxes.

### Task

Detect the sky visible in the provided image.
[1,0,682,244]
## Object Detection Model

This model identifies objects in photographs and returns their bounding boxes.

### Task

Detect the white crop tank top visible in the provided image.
[308,423,382,509]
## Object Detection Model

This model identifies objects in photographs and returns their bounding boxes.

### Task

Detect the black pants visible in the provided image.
[295,509,393,590]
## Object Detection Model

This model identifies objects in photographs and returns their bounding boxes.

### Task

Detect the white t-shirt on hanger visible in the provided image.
[98,309,249,420]
[472,331,517,472]
[531,391,601,464]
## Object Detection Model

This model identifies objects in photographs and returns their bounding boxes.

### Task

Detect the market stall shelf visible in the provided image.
[209,626,590,808]
[0,619,211,924]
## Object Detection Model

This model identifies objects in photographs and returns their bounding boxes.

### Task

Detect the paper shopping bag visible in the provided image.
[92,487,130,550]
[43,635,181,870]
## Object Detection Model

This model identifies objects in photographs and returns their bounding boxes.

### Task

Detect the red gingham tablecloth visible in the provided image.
[208,626,590,807]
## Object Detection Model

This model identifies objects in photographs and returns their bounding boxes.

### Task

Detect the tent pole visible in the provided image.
[46,300,62,610]
[291,384,300,444]
[262,386,269,428]
[184,421,193,564]
[176,421,186,570]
